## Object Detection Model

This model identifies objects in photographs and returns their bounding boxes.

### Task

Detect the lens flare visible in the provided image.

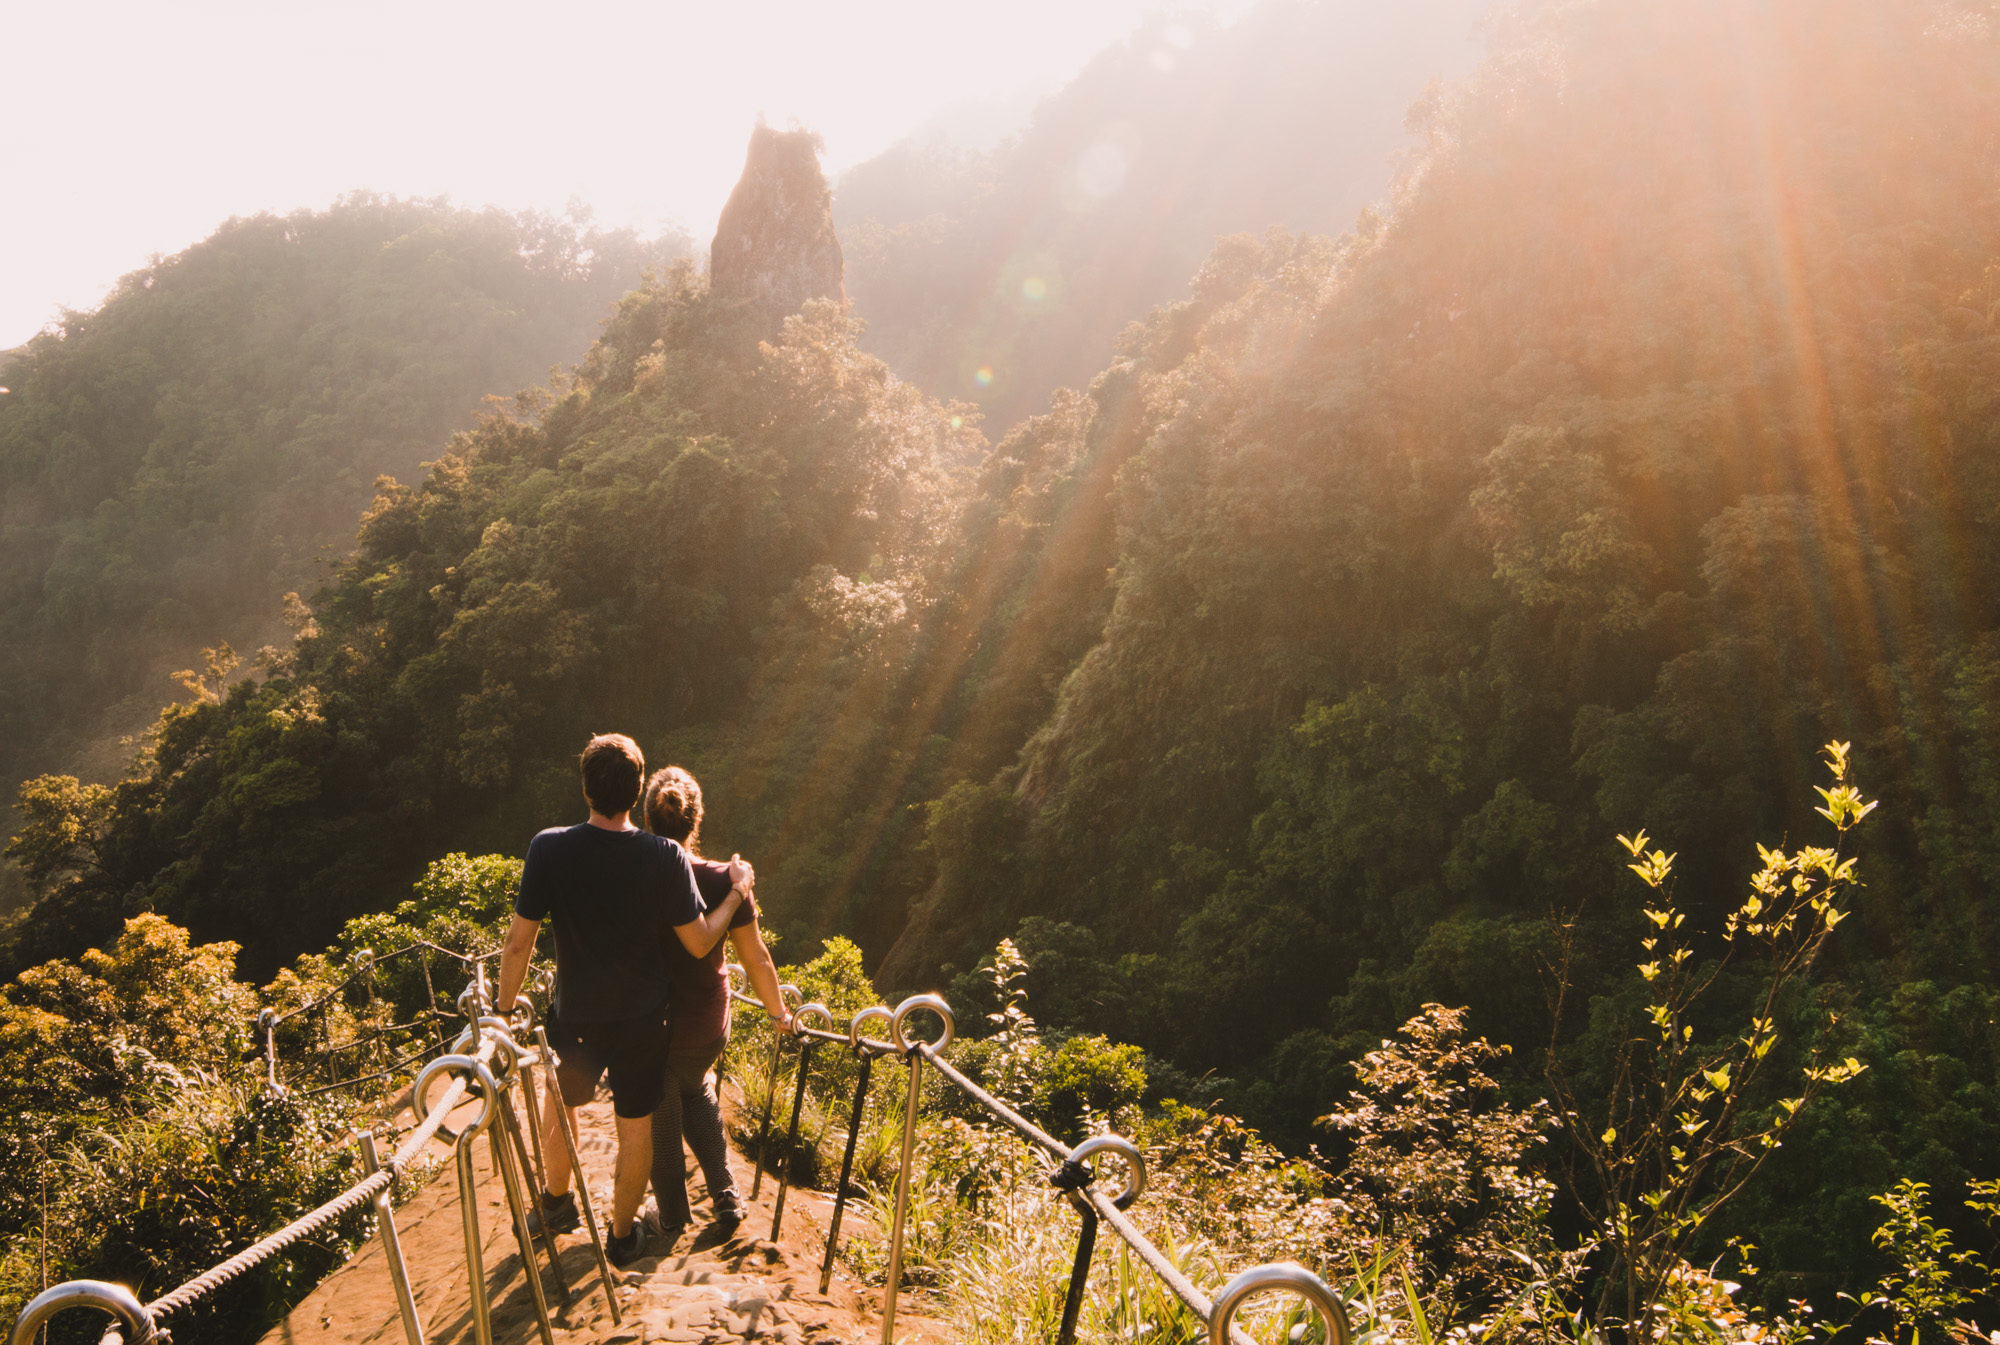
[973,366,995,388]
[1021,277,1046,302]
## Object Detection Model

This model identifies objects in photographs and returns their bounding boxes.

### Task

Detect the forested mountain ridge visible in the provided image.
[9,0,2000,1301]
[0,256,973,973]
[834,0,1485,431]
[0,195,685,867]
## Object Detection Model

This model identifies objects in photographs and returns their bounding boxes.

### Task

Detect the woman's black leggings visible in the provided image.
[648,1034,742,1229]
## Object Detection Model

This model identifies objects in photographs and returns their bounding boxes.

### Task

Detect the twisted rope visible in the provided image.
[920,1046,1069,1160]
[267,945,418,1026]
[144,1045,481,1320]
[919,1044,1268,1343]
[268,942,502,1027]
[144,1174,390,1319]
[296,1039,441,1099]
[322,1013,452,1057]
[1081,1187,1256,1345]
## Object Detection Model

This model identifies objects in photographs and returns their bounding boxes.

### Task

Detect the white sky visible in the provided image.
[1,1,1246,349]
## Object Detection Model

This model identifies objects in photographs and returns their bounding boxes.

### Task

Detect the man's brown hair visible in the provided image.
[644,766,703,853]
[579,734,645,816]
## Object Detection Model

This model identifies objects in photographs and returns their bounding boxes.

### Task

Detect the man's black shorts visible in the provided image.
[544,1008,672,1118]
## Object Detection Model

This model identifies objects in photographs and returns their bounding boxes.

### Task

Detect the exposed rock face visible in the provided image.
[710,125,845,324]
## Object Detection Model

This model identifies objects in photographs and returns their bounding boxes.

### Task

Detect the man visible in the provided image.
[494,733,749,1266]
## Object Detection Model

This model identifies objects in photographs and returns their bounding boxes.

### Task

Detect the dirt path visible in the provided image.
[260,1081,948,1345]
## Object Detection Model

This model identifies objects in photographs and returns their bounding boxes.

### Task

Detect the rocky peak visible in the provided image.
[710,124,845,324]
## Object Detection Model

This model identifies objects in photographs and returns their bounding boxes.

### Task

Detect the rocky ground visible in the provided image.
[260,1081,946,1345]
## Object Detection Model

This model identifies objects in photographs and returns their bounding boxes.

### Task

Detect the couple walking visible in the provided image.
[494,733,792,1266]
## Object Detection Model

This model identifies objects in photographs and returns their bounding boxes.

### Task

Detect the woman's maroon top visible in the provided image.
[662,857,757,1048]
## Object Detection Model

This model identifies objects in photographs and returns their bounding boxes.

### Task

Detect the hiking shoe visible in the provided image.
[527,1189,579,1236]
[606,1223,648,1267]
[710,1207,744,1241]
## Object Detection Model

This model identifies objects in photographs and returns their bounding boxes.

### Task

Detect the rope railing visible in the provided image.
[11,956,1350,1345]
[723,977,1355,1345]
[8,965,615,1345]
[256,940,526,1098]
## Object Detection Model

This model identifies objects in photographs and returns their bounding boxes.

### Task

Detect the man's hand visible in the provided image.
[728,853,754,890]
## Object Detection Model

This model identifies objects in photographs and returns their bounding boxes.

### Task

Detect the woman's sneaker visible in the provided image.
[606,1223,648,1267]
[527,1189,580,1236]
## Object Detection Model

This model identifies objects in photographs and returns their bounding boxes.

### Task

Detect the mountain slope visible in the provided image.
[0,195,683,843]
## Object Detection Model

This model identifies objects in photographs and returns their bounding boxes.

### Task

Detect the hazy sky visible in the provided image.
[2,1,1249,349]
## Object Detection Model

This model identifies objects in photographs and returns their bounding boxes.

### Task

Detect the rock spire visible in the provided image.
[709,124,845,324]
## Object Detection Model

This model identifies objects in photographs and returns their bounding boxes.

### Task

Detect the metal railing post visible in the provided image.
[359,1131,426,1345]
[535,1025,623,1326]
[819,1005,892,1294]
[420,947,448,1054]
[258,1007,282,1095]
[1050,1135,1145,1345]
[450,1016,567,1324]
[749,982,802,1201]
[455,1126,493,1345]
[880,994,954,1345]
[411,1052,504,1345]
[506,1002,571,1303]
[488,1095,558,1345]
[1057,1204,1098,1345]
[717,964,747,1088]
[770,1004,833,1240]
[509,1001,554,1193]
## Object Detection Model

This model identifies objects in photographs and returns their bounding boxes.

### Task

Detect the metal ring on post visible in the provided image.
[532,967,555,1001]
[848,1005,893,1050]
[792,1003,834,1038]
[411,1054,501,1139]
[352,947,376,975]
[451,1018,524,1081]
[889,993,955,1054]
[7,1280,153,1345]
[1209,1263,1352,1345]
[457,982,490,1020]
[507,998,536,1035]
[725,963,747,998]
[1065,1134,1147,1210]
[780,982,803,1013]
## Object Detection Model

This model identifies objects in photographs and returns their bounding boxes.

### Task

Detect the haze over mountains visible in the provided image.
[838,0,1486,428]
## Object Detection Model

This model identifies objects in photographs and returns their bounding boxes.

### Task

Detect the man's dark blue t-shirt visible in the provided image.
[515,823,703,1024]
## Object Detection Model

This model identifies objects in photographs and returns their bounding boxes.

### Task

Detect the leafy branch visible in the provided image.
[1547,741,1875,1343]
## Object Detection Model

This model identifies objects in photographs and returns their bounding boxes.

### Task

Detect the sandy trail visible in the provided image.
[260,1078,948,1345]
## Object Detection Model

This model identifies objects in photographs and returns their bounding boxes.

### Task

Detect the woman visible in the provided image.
[642,765,790,1246]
